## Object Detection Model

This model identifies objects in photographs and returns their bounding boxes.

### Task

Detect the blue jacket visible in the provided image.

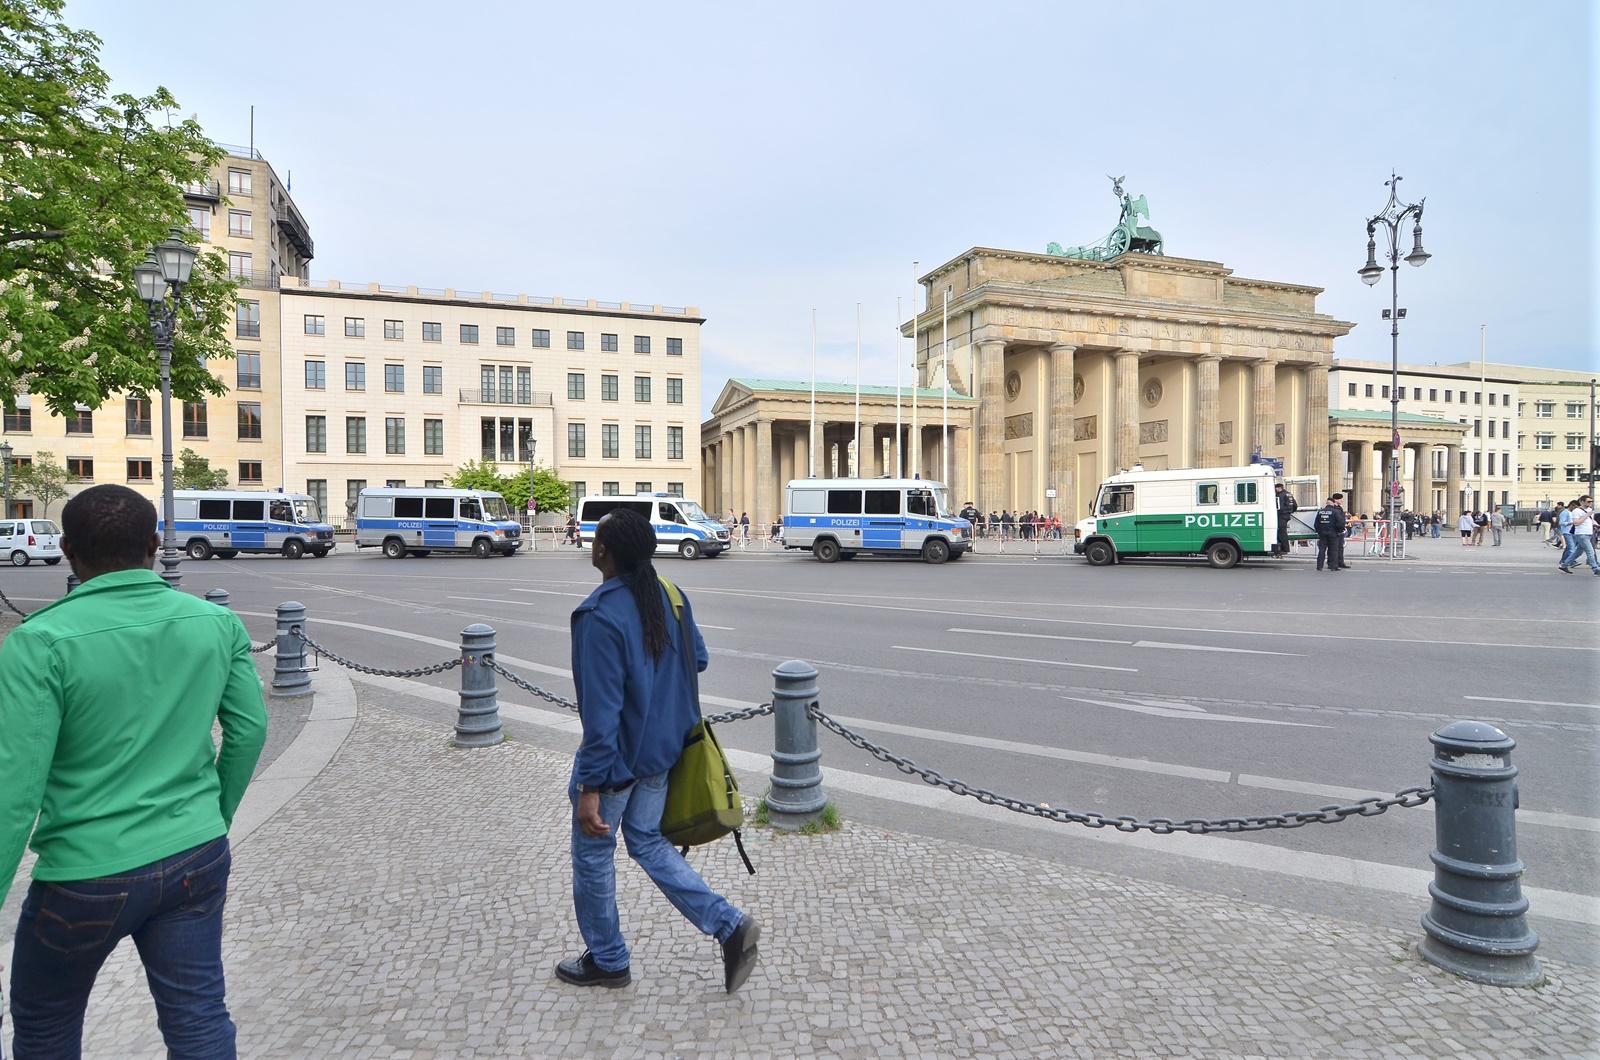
[570,576,708,792]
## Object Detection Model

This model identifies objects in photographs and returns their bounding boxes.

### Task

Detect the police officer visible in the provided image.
[1273,482,1298,555]
[1314,493,1348,572]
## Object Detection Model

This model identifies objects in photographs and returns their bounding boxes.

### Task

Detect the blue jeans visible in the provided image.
[1559,531,1579,566]
[8,836,235,1060]
[1567,534,1599,572]
[1430,523,1440,538]
[570,772,742,972]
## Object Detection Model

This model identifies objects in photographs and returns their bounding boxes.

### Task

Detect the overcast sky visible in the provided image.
[77,0,1595,410]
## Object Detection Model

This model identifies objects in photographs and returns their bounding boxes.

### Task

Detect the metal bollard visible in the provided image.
[454,623,504,748]
[1418,720,1543,987]
[271,601,314,699]
[66,573,80,593]
[205,588,231,609]
[764,659,827,830]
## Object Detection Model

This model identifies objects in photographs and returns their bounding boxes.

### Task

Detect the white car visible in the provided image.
[1,518,64,566]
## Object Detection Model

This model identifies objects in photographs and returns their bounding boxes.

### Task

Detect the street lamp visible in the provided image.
[135,226,198,588]
[1358,173,1430,544]
[1,440,12,518]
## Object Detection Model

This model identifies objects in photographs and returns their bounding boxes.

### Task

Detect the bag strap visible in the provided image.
[658,576,700,719]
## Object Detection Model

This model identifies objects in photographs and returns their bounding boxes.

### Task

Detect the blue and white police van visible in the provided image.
[166,489,337,560]
[782,477,971,563]
[575,493,731,559]
[355,487,522,558]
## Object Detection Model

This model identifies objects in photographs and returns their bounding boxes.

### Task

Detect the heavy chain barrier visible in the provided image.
[808,703,1435,834]
[705,702,775,725]
[293,629,462,679]
[0,585,29,618]
[249,641,276,654]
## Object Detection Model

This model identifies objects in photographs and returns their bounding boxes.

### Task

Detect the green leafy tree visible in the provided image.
[447,460,573,514]
[0,0,238,416]
[12,448,69,516]
[174,447,227,489]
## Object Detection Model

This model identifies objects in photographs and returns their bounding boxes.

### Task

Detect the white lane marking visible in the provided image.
[1132,639,1303,656]
[507,588,588,598]
[949,627,1301,657]
[1464,695,1600,711]
[1060,694,1325,728]
[893,644,1137,673]
[698,623,736,631]
[948,627,1127,646]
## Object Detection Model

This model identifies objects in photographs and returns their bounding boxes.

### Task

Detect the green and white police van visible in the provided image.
[1072,464,1318,569]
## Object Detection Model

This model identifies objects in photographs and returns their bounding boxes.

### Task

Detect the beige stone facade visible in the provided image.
[905,248,1354,522]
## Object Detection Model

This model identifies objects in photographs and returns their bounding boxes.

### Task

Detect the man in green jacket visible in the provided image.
[1,485,267,1059]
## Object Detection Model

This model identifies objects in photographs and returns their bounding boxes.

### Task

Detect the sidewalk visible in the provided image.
[17,680,1598,1059]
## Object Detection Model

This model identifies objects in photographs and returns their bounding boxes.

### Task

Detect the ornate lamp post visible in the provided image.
[1,440,12,518]
[1359,174,1430,541]
[134,227,198,588]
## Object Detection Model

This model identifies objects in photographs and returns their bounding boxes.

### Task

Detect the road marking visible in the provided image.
[507,588,588,599]
[949,627,1302,657]
[698,623,736,631]
[1060,694,1325,727]
[1464,695,1600,711]
[893,644,1137,673]
[948,627,1127,646]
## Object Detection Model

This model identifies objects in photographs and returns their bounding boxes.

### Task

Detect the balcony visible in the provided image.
[458,389,553,408]
[182,179,221,202]
[276,202,315,260]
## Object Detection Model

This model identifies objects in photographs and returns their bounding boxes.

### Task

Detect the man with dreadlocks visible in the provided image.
[557,508,760,993]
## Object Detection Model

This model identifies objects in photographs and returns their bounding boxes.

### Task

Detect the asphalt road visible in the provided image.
[6,533,1596,962]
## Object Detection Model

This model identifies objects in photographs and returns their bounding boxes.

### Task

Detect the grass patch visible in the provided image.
[749,795,841,835]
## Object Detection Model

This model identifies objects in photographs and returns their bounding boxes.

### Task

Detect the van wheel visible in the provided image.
[382,538,406,559]
[44,557,61,566]
[921,538,951,564]
[9,549,28,567]
[679,539,701,560]
[471,537,493,558]
[1084,540,1115,567]
[310,549,328,558]
[408,550,432,558]
[186,540,213,561]
[1206,540,1241,569]
[282,539,305,560]
[215,550,239,559]
[813,539,840,563]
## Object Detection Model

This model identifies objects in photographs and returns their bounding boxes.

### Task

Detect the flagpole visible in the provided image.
[911,261,920,478]
[941,286,950,487]
[895,296,903,477]
[809,307,817,478]
[853,302,862,477]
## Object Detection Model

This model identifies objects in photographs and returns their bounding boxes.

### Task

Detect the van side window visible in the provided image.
[907,490,935,516]
[864,489,900,516]
[0,523,12,537]
[234,500,265,520]
[424,497,455,518]
[1235,482,1258,504]
[789,490,825,515]
[270,500,293,522]
[826,489,862,515]
[1196,483,1219,506]
[460,499,483,521]
[660,504,685,524]
[1099,485,1135,514]
[199,499,231,519]
[394,497,424,518]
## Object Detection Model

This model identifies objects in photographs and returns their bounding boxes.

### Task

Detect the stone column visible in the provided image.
[704,444,717,509]
[1113,349,1139,471]
[952,425,971,506]
[1304,364,1329,488]
[777,428,794,495]
[754,417,774,528]
[1251,358,1276,458]
[1048,342,1076,517]
[1412,444,1431,515]
[1444,444,1462,522]
[975,339,1006,511]
[1195,355,1221,468]
[719,430,734,517]
[792,430,809,481]
[1328,441,1343,498]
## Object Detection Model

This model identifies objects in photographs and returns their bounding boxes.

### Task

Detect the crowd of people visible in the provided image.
[954,507,1065,541]
[1541,495,1599,574]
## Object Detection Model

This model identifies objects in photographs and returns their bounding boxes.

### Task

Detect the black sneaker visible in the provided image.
[555,950,631,989]
[1558,565,1572,574]
[721,916,761,994]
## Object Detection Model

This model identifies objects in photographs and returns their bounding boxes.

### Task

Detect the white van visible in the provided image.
[355,487,522,558]
[0,518,63,566]
[576,494,730,559]
[782,478,971,563]
[165,490,336,560]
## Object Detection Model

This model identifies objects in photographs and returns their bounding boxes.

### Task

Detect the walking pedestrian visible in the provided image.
[1000,510,1013,541]
[1273,482,1297,555]
[559,509,760,992]
[738,512,750,545]
[1458,510,1475,545]
[1490,508,1505,547]
[0,485,268,1058]
[1314,493,1347,571]
[1472,510,1488,546]
[1431,511,1442,539]
[1558,497,1597,574]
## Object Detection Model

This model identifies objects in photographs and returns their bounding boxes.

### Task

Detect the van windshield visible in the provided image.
[482,496,512,521]
[677,500,712,523]
[293,499,322,524]
[931,487,952,517]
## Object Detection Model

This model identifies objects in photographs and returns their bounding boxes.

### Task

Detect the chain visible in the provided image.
[705,702,775,725]
[292,630,462,679]
[0,585,29,618]
[249,640,276,654]
[807,704,1434,834]
[487,660,580,712]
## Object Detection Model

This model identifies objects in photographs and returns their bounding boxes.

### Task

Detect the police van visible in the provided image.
[782,478,971,563]
[355,487,523,558]
[1072,465,1318,569]
[576,493,730,559]
[167,490,337,560]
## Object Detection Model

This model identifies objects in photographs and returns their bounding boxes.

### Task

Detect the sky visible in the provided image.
[72,0,1596,413]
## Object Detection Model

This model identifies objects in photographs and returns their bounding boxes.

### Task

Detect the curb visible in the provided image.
[230,667,358,846]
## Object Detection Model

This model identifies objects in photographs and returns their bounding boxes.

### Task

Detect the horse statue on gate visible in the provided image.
[1046,175,1165,261]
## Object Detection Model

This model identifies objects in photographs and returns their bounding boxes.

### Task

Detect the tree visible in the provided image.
[174,447,227,489]
[12,449,68,516]
[448,460,573,514]
[0,0,239,416]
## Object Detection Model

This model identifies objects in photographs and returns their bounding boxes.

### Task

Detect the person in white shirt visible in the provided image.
[1559,497,1598,575]
[1457,511,1475,546]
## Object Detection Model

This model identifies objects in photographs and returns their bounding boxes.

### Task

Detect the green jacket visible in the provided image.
[0,568,267,907]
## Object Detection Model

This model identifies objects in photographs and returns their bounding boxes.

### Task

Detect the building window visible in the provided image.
[1487,453,1496,476]
[634,376,651,403]
[602,481,620,496]
[461,324,479,344]
[227,168,251,195]
[1535,433,1554,450]
[385,479,406,489]
[1568,402,1586,418]
[187,204,210,241]
[236,299,260,338]
[385,417,405,455]
[236,351,261,389]
[67,457,93,481]
[497,326,516,347]
[305,360,326,389]
[344,317,365,338]
[667,378,684,405]
[424,418,444,455]
[1488,419,1496,438]
[567,331,584,351]
[424,480,444,489]
[499,366,514,404]
[666,482,683,497]
[602,423,620,459]
[480,418,496,461]
[1412,387,1421,400]
[569,481,587,506]
[346,417,367,454]
[1488,392,1497,406]
[304,314,325,335]
[635,425,652,459]
[517,367,531,404]
[1472,420,1480,438]
[306,479,327,518]
[1381,385,1389,399]
[667,426,684,460]
[4,395,31,432]
[1473,391,1481,404]
[384,364,405,393]
[1429,388,1437,401]
[532,329,550,349]
[228,210,251,237]
[1362,384,1373,398]
[601,333,618,352]
[182,401,207,439]
[567,422,586,458]
[125,398,151,436]
[1503,420,1510,438]
[1443,390,1453,403]
[239,460,262,484]
[125,457,152,482]
[346,362,366,391]
[1535,402,1554,417]
[228,252,252,281]
[65,406,92,434]
[499,419,515,461]
[1345,382,1356,397]
[1567,433,1586,450]
[634,335,651,354]
[567,372,586,400]
[306,415,327,453]
[517,419,534,461]
[423,365,442,394]
[237,402,262,440]
[480,365,497,402]
[384,319,404,340]
[1504,393,1512,406]
[601,374,618,401]
[666,337,683,356]
[423,321,442,342]
[1534,466,1553,482]
[634,481,652,494]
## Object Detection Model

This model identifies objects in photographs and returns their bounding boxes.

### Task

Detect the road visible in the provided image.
[5,532,1596,962]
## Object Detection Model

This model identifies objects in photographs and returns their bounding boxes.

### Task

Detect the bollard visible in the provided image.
[454,623,504,748]
[1418,720,1543,987]
[764,659,827,830]
[270,601,314,699]
[205,588,231,610]
[66,573,80,593]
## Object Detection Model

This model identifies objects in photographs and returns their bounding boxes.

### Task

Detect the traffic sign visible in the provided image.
[1044,488,1057,499]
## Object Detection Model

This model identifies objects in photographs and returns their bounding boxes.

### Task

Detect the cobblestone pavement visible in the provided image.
[13,701,1596,1059]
